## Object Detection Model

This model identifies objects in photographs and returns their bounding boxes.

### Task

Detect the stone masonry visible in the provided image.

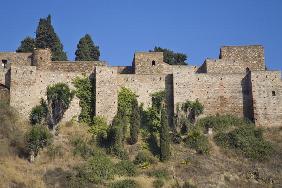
[0,45,281,127]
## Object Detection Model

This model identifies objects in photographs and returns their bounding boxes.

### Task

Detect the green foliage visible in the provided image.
[134,150,157,166]
[114,160,137,176]
[141,107,161,132]
[109,179,140,188]
[35,15,67,61]
[118,87,137,119]
[153,179,165,188]
[130,99,140,144]
[196,114,251,133]
[181,99,204,123]
[75,34,100,61]
[73,76,95,123]
[47,83,74,128]
[29,99,48,125]
[214,126,274,161]
[16,36,35,53]
[147,169,170,180]
[71,137,94,159]
[75,153,115,184]
[150,46,187,65]
[160,108,171,161]
[89,116,108,139]
[151,91,166,112]
[185,129,210,155]
[25,125,53,156]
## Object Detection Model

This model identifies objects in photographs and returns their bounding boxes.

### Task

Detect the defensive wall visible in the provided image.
[0,45,281,127]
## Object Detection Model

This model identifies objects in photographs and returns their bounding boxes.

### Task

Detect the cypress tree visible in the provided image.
[160,107,170,161]
[16,37,35,53]
[75,34,100,61]
[130,99,140,144]
[35,15,67,61]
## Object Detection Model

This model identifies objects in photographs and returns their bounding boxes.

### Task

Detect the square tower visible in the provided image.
[133,52,164,74]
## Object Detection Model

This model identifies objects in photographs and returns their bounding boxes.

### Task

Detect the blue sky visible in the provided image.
[0,0,281,70]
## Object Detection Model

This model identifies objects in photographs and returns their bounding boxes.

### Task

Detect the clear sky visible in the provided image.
[0,0,281,70]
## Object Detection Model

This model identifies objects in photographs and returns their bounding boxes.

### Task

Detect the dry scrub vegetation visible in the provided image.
[0,101,281,188]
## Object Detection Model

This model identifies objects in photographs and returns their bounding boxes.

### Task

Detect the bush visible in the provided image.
[134,151,157,166]
[214,126,274,161]
[153,179,164,188]
[196,115,252,133]
[185,129,210,155]
[71,137,94,158]
[89,116,108,138]
[29,99,48,125]
[110,179,139,188]
[25,125,53,156]
[75,153,115,184]
[114,160,137,176]
[147,169,170,180]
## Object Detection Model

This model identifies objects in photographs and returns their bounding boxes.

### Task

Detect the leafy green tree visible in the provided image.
[35,15,67,61]
[150,47,187,65]
[25,125,53,156]
[16,36,35,53]
[129,99,140,144]
[46,83,74,130]
[182,99,204,124]
[75,34,100,61]
[73,76,95,123]
[29,99,48,125]
[160,108,170,161]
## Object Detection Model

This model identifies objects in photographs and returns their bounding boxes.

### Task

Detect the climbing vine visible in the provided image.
[73,75,96,123]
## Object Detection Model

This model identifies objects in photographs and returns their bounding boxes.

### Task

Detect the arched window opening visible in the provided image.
[272,91,276,96]
[152,60,156,66]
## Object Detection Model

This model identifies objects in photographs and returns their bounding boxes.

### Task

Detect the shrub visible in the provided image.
[160,107,171,161]
[73,76,95,123]
[109,179,139,188]
[114,160,137,176]
[47,83,74,129]
[89,116,108,137]
[129,98,140,144]
[153,179,164,188]
[76,153,115,184]
[185,129,210,155]
[71,137,94,158]
[147,169,170,180]
[134,151,157,166]
[214,126,274,161]
[25,125,53,156]
[196,114,252,133]
[118,87,137,118]
[29,99,48,125]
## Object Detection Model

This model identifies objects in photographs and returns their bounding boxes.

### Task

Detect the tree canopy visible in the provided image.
[16,37,35,53]
[75,34,100,61]
[35,15,67,61]
[150,47,187,65]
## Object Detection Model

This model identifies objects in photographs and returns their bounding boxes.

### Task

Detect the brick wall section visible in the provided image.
[205,59,251,74]
[9,65,94,122]
[173,66,248,118]
[0,52,32,66]
[251,71,282,127]
[95,66,118,123]
[220,45,265,71]
[134,52,164,74]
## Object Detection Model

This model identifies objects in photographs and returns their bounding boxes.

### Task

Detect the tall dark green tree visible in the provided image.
[160,107,170,161]
[75,34,100,61]
[35,15,67,61]
[16,37,35,53]
[150,47,187,65]
[129,99,140,144]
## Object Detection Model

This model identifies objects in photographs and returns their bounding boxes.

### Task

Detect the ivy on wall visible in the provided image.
[73,75,95,124]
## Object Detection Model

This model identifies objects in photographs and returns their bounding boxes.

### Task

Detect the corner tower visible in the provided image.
[133,52,164,74]
[32,48,52,67]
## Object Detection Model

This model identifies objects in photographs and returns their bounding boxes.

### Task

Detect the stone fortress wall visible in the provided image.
[0,45,281,127]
